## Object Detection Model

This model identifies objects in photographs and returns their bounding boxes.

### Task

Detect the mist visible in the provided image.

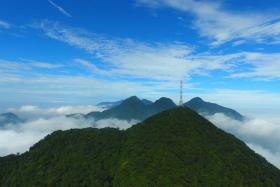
[0,105,138,156]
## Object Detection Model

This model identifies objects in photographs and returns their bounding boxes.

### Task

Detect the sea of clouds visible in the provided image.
[0,105,280,169]
[0,105,138,156]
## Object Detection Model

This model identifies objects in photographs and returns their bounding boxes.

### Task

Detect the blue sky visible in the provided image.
[1,0,280,115]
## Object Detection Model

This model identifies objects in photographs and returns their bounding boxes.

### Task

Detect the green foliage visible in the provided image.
[1,107,280,186]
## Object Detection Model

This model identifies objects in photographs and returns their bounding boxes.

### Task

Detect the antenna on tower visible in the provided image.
[179,80,183,106]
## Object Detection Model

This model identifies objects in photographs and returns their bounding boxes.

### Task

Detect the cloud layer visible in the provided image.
[0,105,138,156]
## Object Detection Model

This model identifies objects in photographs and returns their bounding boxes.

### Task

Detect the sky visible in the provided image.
[1,0,280,168]
[1,0,280,116]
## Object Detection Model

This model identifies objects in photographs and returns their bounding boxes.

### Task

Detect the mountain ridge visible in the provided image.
[86,96,176,121]
[85,96,244,122]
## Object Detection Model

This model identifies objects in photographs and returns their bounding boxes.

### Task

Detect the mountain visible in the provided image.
[86,96,176,121]
[97,100,123,109]
[185,97,245,121]
[1,107,279,186]
[97,99,153,110]
[141,99,153,105]
[0,112,22,127]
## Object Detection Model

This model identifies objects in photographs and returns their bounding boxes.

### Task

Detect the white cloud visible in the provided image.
[228,52,280,80]
[0,116,92,156]
[8,105,104,120]
[32,21,280,81]
[207,113,280,168]
[19,105,40,113]
[74,58,110,75]
[137,0,280,45]
[94,118,138,130]
[34,20,240,81]
[21,59,64,69]
[0,19,10,29]
[48,0,72,18]
[47,105,103,115]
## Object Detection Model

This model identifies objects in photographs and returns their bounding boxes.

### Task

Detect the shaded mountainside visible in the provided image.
[83,96,245,122]
[86,96,176,121]
[97,100,123,109]
[1,108,280,186]
[185,97,245,121]
[97,99,153,110]
[0,112,23,127]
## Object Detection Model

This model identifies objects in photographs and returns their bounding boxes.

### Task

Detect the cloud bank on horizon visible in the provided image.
[0,104,138,156]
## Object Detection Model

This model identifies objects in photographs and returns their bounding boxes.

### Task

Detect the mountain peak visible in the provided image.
[153,97,176,107]
[189,97,204,103]
[141,99,153,105]
[122,96,142,105]
[0,112,22,126]
[154,97,174,103]
[1,112,18,118]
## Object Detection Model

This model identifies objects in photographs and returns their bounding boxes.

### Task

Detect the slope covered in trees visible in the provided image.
[1,107,279,186]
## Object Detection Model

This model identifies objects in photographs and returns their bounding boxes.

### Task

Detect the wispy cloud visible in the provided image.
[228,52,280,80]
[35,21,280,82]
[33,20,239,81]
[137,0,280,45]
[74,58,110,76]
[48,0,72,18]
[0,19,10,29]
[21,59,64,69]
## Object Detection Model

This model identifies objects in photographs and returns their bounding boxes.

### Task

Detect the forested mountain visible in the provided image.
[1,107,279,186]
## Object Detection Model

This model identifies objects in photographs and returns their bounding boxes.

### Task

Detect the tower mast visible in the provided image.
[179,80,183,106]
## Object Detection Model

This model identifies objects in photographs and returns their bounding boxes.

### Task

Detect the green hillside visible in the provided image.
[1,107,280,186]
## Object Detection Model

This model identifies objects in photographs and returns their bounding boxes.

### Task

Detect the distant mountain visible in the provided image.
[86,96,176,121]
[97,100,123,109]
[1,107,279,186]
[0,113,22,127]
[66,113,85,119]
[141,99,153,105]
[86,96,245,122]
[97,98,153,109]
[185,97,245,121]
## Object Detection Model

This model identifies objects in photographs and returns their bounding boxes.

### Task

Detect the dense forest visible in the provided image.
[1,107,280,186]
